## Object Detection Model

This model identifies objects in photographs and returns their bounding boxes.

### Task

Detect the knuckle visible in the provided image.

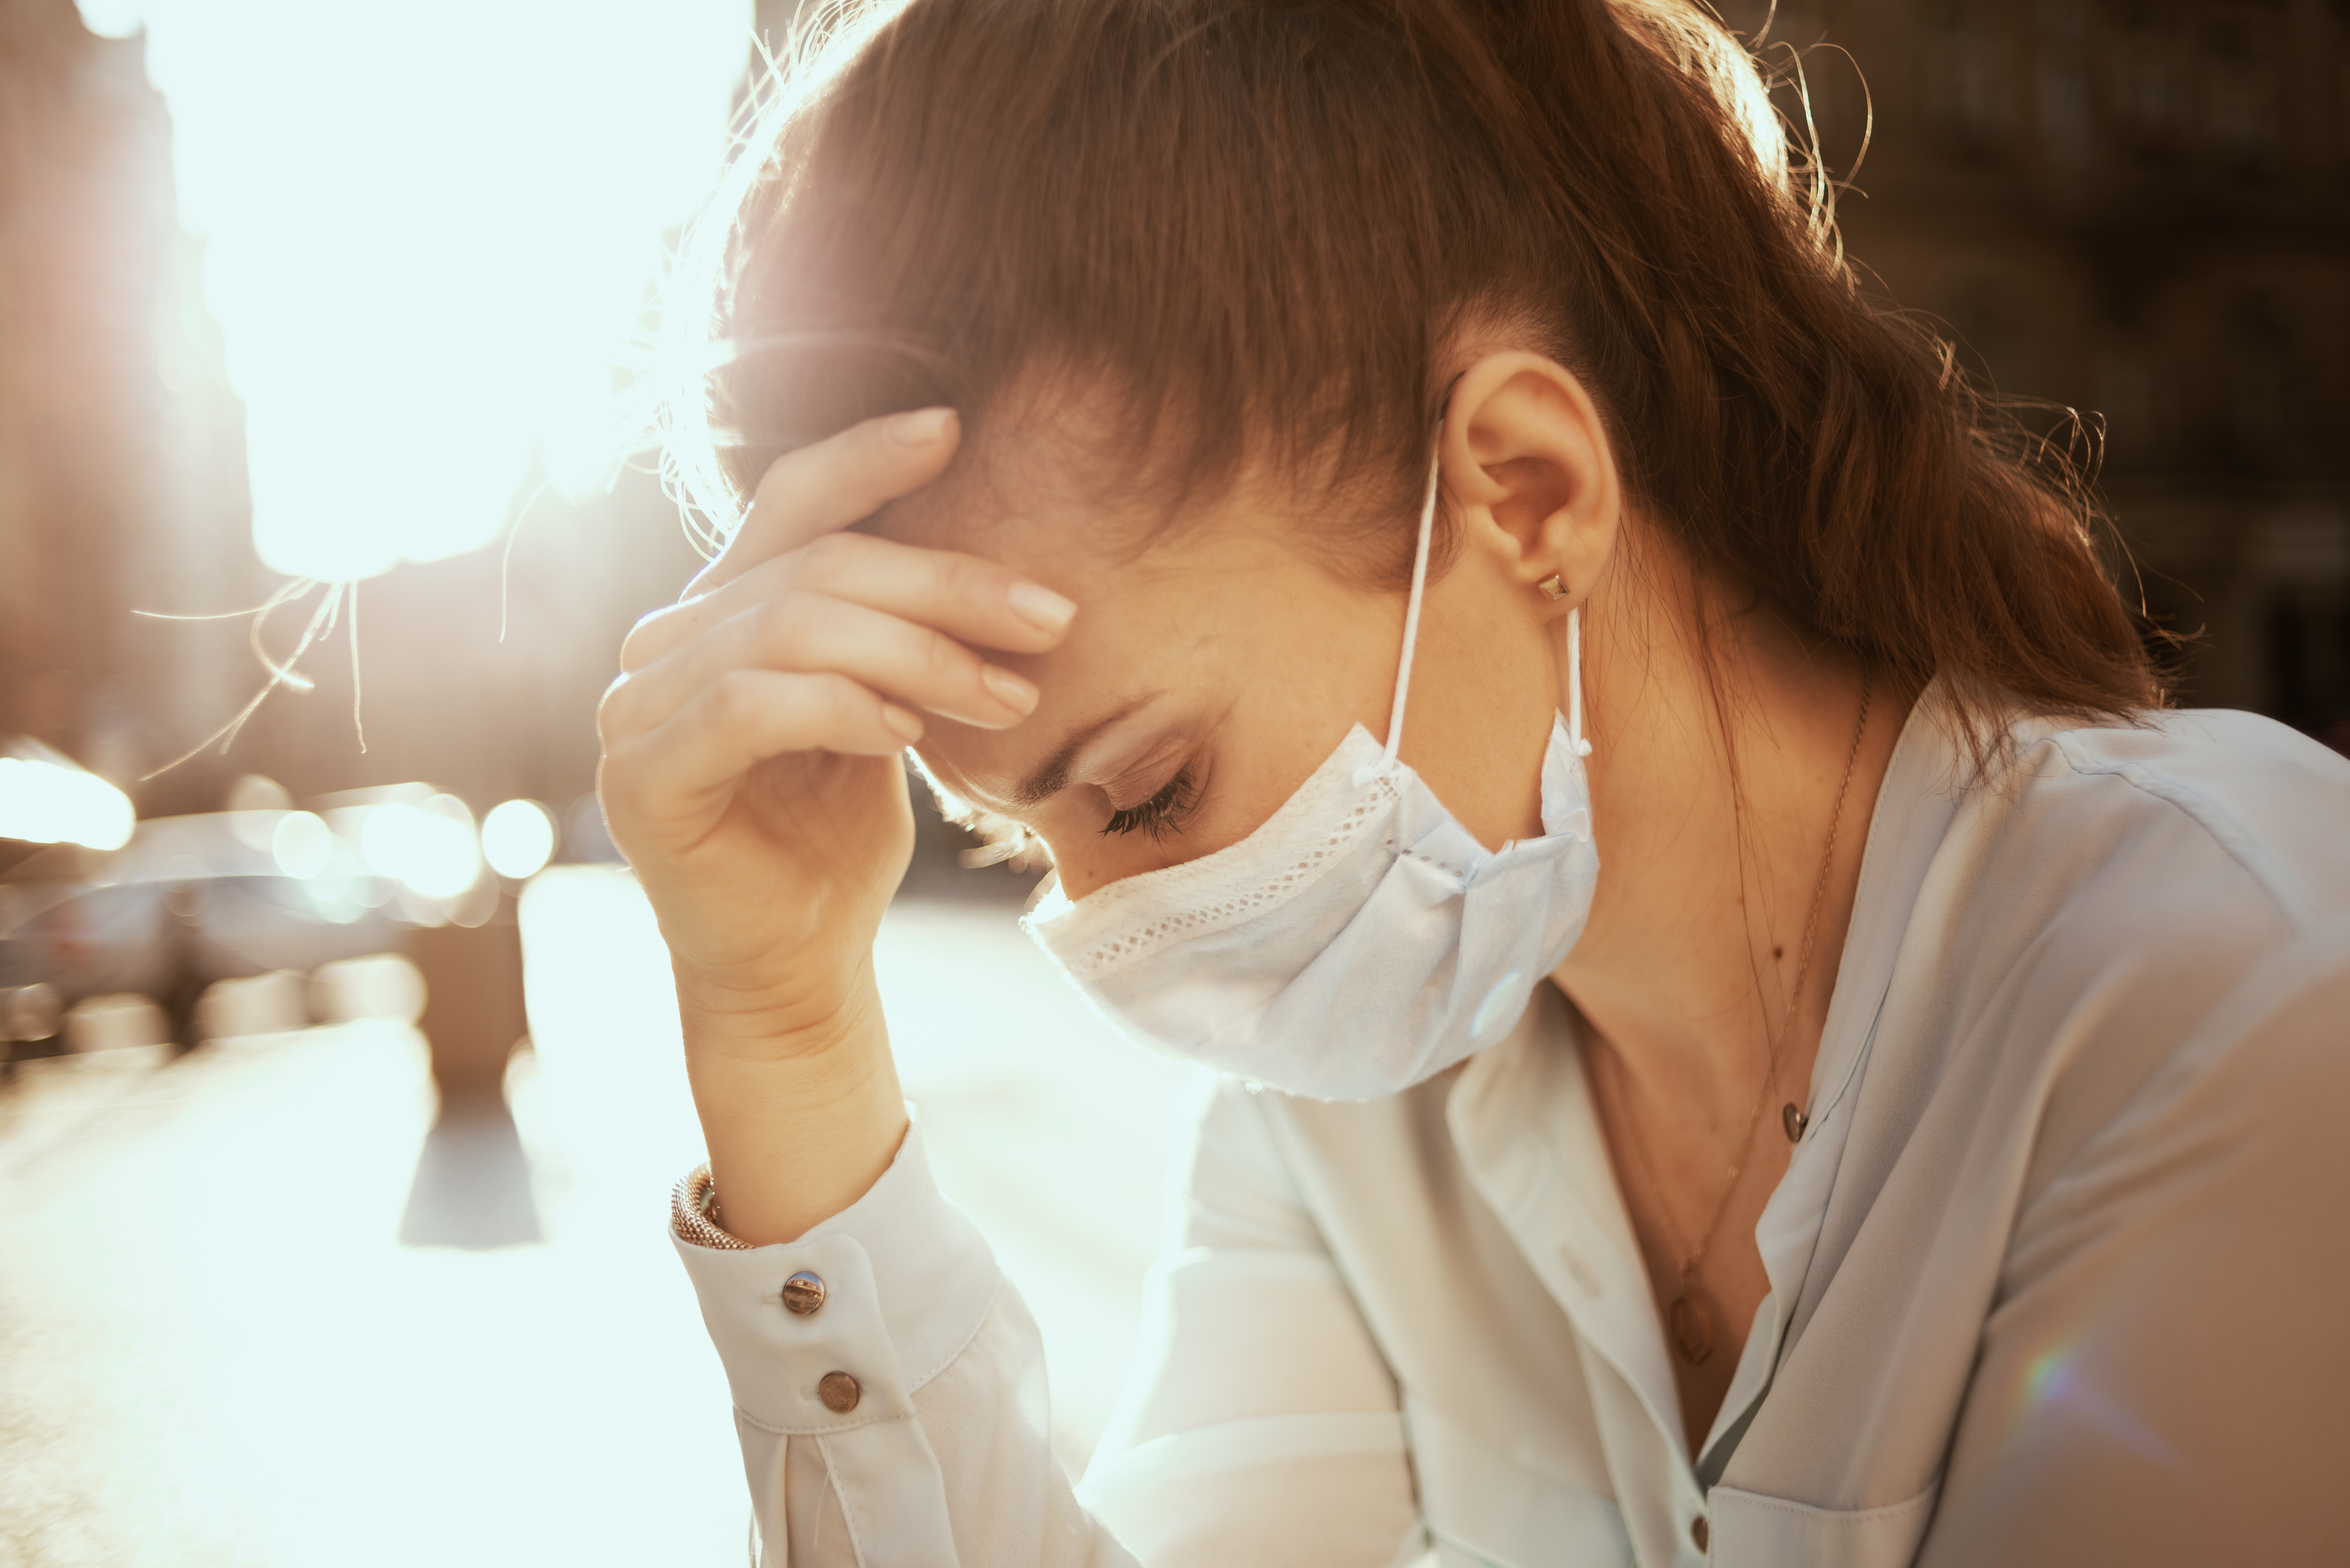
[792,532,860,587]
[918,628,974,685]
[595,672,633,742]
[820,672,873,728]
[754,591,826,661]
[708,668,765,727]
[596,751,656,826]
[938,552,994,603]
[617,609,667,671]
[593,765,639,819]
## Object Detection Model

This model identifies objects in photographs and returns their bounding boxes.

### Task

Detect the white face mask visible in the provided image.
[1023,448,1601,1101]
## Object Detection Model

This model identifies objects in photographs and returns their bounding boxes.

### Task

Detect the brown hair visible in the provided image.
[666,0,2162,740]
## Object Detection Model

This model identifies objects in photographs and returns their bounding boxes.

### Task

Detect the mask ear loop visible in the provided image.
[1566,605,1593,757]
[1373,443,1444,777]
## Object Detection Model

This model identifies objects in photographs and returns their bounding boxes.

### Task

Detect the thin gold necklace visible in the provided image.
[1606,674,1871,1366]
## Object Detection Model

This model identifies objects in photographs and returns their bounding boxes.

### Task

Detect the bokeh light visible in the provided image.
[0,755,137,851]
[268,809,334,879]
[85,0,751,582]
[482,799,557,881]
[358,795,481,899]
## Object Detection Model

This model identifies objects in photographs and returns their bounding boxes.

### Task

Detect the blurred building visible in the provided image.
[0,0,260,826]
[1719,0,2350,741]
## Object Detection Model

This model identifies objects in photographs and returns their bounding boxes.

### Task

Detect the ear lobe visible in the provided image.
[1439,351,1620,605]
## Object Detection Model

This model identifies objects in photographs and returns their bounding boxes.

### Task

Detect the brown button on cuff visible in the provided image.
[781,1271,827,1316]
[1690,1513,1710,1554]
[818,1371,862,1414]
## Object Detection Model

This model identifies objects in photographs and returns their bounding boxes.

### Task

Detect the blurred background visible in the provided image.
[0,1,2343,1563]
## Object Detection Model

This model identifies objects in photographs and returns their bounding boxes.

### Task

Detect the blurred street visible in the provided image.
[0,871,1198,1568]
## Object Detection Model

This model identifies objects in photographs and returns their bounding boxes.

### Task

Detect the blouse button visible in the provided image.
[818,1371,862,1413]
[1690,1513,1710,1554]
[781,1270,827,1316]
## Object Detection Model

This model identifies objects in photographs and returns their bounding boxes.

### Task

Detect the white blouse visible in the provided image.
[674,693,2350,1567]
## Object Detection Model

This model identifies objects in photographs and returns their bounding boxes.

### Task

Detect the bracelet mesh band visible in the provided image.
[671,1163,755,1250]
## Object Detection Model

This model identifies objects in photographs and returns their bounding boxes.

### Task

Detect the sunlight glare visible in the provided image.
[98,0,751,581]
[0,756,137,851]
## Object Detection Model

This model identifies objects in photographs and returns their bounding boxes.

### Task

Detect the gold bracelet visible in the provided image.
[671,1163,755,1250]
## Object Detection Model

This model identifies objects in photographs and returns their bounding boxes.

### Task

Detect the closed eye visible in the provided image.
[1100,768,1198,839]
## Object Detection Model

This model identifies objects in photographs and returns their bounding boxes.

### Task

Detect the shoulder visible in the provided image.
[1933,707,2350,947]
[2009,709,2350,932]
[1883,705,2348,1036]
[1893,707,2350,1199]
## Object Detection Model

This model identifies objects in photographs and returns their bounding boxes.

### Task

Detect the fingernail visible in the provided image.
[1007,580,1076,634]
[889,407,957,446]
[980,665,1039,715]
[880,704,924,742]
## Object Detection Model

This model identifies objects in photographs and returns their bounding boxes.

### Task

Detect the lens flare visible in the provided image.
[2012,1340,2187,1472]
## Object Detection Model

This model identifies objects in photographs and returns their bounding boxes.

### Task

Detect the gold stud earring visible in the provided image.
[1538,574,1569,601]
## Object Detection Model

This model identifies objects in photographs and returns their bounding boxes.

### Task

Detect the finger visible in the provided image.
[624,532,1076,674]
[609,589,1039,742]
[604,669,922,827]
[688,407,961,596]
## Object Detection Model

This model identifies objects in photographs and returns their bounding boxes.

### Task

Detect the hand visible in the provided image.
[595,409,1076,1239]
[599,406,1074,1047]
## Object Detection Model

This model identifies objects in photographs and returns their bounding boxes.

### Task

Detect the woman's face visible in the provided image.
[873,454,1567,900]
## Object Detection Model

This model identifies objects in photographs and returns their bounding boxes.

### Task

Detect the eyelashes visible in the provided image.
[1100,767,1199,840]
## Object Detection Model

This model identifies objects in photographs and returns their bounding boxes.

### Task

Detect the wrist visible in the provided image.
[679,965,908,1245]
[673,948,874,1066]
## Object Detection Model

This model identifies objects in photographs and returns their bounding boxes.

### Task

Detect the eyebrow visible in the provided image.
[1011,695,1159,808]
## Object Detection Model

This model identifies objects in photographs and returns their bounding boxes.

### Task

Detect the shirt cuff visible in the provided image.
[671,1112,1001,1436]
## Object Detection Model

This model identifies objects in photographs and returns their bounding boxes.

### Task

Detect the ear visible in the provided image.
[1438,352,1620,612]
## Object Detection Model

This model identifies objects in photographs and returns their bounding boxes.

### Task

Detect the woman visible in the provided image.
[595,1,2350,1563]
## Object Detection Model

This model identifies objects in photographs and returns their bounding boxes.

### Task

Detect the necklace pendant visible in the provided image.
[1667,1290,1716,1365]
[1782,1102,1809,1142]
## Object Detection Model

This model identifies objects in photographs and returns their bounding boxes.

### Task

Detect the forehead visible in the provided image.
[867,429,1164,579]
[866,415,1385,607]
[866,442,1333,670]
[867,447,1358,812]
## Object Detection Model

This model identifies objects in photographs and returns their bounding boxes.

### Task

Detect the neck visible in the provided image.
[1550,567,1908,1131]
